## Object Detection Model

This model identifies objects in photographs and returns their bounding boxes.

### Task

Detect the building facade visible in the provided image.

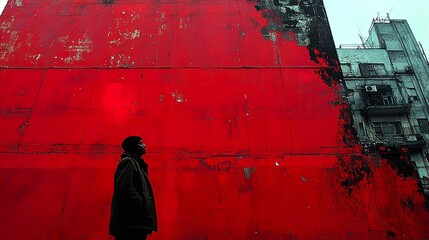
[338,17,429,200]
[1,1,429,239]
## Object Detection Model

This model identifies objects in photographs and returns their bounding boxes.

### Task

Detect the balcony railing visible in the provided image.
[361,97,410,115]
[375,134,426,149]
[342,71,393,78]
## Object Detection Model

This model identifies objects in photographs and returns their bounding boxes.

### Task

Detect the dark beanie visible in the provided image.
[121,136,142,152]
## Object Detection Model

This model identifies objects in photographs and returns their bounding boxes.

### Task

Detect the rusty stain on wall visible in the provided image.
[60,34,93,64]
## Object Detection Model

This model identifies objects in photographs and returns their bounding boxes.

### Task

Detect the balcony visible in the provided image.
[376,134,426,149]
[360,91,410,115]
[362,102,410,115]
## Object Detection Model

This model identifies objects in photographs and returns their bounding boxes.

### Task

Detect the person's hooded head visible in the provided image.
[121,136,146,156]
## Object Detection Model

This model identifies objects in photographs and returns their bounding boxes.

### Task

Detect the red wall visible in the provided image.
[0,1,428,239]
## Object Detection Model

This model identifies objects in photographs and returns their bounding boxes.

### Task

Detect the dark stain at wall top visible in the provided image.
[251,0,338,67]
[251,0,357,148]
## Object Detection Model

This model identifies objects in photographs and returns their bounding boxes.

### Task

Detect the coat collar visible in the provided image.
[121,152,149,173]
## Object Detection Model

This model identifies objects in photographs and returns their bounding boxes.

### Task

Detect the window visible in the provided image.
[381,94,394,105]
[341,64,353,76]
[373,122,403,135]
[359,63,388,76]
[418,119,429,134]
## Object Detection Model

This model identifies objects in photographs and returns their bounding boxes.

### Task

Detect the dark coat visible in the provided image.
[109,152,158,236]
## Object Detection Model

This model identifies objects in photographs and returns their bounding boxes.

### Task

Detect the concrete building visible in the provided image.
[337,17,429,199]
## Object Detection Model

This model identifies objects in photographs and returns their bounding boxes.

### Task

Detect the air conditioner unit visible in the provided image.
[406,135,418,142]
[365,85,377,92]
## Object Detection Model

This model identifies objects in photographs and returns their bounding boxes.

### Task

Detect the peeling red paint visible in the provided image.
[1,0,429,239]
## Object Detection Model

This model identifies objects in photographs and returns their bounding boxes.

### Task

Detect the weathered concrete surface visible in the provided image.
[0,0,428,239]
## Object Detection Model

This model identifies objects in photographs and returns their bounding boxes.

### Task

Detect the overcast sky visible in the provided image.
[324,0,429,50]
[1,0,428,51]
[0,1,6,16]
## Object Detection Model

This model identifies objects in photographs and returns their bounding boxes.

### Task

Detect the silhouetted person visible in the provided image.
[110,136,158,240]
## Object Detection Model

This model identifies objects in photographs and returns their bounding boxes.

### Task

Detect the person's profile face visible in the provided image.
[138,140,146,155]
